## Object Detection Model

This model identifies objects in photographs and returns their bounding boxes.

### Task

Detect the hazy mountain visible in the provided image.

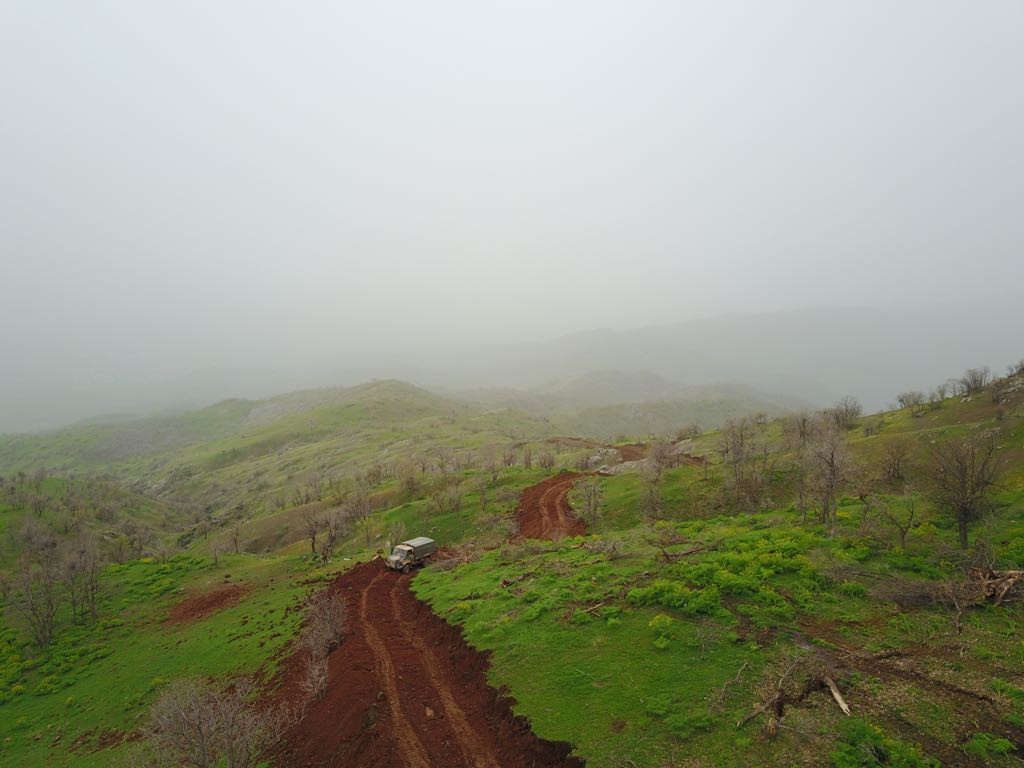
[3,298,1021,433]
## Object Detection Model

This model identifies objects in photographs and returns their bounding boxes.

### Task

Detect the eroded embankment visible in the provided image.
[515,473,587,540]
[270,561,583,768]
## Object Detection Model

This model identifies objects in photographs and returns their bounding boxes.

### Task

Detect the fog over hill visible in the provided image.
[4,3,1023,433]
[2,297,1020,434]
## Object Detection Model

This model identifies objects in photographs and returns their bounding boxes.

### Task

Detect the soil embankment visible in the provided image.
[515,473,587,540]
[271,561,583,768]
[165,584,247,624]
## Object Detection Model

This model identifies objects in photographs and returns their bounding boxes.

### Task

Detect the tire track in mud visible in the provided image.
[271,560,583,768]
[359,569,432,768]
[516,473,586,540]
[388,575,501,768]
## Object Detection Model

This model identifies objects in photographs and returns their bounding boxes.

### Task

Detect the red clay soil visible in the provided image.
[546,437,648,464]
[270,561,583,768]
[515,473,587,541]
[615,443,647,462]
[165,584,247,624]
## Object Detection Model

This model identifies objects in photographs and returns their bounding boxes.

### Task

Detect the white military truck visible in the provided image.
[385,537,437,573]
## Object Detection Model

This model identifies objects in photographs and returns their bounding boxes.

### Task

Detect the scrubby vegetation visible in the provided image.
[1,365,1023,766]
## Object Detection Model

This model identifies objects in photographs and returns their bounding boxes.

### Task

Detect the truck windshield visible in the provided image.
[391,547,409,557]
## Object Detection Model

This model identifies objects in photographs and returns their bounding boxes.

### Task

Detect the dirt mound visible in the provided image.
[515,473,586,540]
[546,437,648,464]
[270,561,583,767]
[165,584,246,624]
[615,443,647,462]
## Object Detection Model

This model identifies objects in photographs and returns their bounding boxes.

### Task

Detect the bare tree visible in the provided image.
[7,556,63,647]
[719,417,770,511]
[640,466,663,522]
[782,411,816,451]
[929,382,950,409]
[301,590,347,658]
[896,391,925,411]
[62,533,103,623]
[299,653,328,703]
[521,447,533,470]
[317,507,350,565]
[882,439,912,482]
[876,496,918,549]
[230,524,242,555]
[827,396,862,430]
[476,477,489,515]
[538,452,555,471]
[647,438,676,479]
[146,677,288,768]
[299,508,322,557]
[806,425,851,536]
[578,477,603,528]
[928,437,1003,549]
[958,366,991,395]
[482,447,502,483]
[1008,359,1024,377]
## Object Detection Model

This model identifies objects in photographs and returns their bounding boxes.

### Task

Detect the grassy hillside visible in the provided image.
[1,371,1023,767]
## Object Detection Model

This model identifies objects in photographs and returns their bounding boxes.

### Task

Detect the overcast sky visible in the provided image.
[2,2,1024,425]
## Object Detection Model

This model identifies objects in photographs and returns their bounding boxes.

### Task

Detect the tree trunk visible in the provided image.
[958,516,969,549]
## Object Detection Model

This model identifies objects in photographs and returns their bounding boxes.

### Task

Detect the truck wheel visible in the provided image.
[402,564,411,574]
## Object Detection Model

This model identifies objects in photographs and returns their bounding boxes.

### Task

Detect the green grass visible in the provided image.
[0,552,329,767]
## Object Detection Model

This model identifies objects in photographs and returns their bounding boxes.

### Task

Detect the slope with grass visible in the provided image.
[1,371,1023,767]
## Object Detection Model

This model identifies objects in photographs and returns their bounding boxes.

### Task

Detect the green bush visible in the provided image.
[831,718,939,767]
[627,581,722,617]
[963,732,1013,760]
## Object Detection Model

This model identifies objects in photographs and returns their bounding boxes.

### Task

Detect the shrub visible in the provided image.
[831,718,939,767]
[963,732,1013,760]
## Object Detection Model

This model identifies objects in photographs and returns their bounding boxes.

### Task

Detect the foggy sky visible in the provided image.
[3,2,1024,430]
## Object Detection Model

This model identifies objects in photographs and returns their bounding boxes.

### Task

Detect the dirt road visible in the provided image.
[271,561,583,768]
[515,473,587,540]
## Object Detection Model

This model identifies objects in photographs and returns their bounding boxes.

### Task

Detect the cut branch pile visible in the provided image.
[738,654,851,738]
[968,567,1024,606]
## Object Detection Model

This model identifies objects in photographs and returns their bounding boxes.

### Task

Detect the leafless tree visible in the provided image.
[521,447,533,470]
[928,437,1003,549]
[930,381,951,409]
[958,366,991,395]
[578,477,603,527]
[896,391,925,411]
[783,411,816,451]
[300,508,322,557]
[719,417,770,511]
[806,424,851,536]
[230,524,242,555]
[301,590,347,658]
[538,452,555,470]
[299,653,328,702]
[647,438,676,479]
[476,477,489,515]
[146,677,288,768]
[501,447,517,468]
[876,496,918,549]
[317,507,350,565]
[827,396,862,430]
[62,533,103,623]
[640,466,663,522]
[482,447,502,483]
[349,483,371,521]
[882,439,912,481]
[990,377,1011,405]
[1008,359,1024,377]
[8,555,63,647]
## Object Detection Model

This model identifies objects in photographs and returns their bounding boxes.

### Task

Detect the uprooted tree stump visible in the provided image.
[738,652,851,738]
